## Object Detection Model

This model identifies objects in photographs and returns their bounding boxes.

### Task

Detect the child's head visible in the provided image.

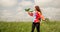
[35,6,40,12]
[35,6,42,14]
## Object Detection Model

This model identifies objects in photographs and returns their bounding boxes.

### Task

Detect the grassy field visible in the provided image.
[0,21,60,32]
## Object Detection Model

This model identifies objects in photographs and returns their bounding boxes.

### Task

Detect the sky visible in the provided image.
[0,0,60,21]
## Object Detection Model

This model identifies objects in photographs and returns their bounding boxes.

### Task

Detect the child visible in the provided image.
[26,6,45,32]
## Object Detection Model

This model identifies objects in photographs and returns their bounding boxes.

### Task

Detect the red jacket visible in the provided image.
[28,11,45,23]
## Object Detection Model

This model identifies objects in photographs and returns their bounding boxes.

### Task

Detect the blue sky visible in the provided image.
[0,0,60,21]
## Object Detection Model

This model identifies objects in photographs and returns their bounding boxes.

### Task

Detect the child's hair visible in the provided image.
[35,6,42,14]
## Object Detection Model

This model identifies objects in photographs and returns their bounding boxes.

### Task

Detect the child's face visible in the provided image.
[35,8,37,12]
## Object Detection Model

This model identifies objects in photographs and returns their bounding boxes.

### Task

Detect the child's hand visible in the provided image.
[43,19,47,22]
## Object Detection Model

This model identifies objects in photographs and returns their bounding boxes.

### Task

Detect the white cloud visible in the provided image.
[41,7,60,20]
[0,9,31,21]
[0,0,17,7]
[0,0,33,21]
[1,10,18,21]
[19,1,33,7]
[34,0,60,8]
[17,7,23,12]
[35,0,52,3]
[34,0,52,5]
[2,10,12,17]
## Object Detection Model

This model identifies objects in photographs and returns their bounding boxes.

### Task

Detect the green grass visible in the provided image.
[41,21,60,32]
[0,21,60,32]
[0,22,32,32]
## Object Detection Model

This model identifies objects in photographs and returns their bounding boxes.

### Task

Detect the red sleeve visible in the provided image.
[28,12,33,16]
[38,12,45,20]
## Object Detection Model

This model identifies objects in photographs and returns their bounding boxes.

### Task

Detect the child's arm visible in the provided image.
[38,12,45,21]
[41,15,48,22]
[41,15,45,21]
[27,11,33,16]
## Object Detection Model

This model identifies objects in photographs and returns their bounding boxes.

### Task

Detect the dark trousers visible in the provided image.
[31,22,40,32]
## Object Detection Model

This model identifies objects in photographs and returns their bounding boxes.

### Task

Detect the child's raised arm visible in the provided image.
[27,11,33,16]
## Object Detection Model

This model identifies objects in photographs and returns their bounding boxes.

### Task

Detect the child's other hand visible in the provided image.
[43,19,47,22]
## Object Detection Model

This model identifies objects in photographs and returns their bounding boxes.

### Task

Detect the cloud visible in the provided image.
[41,7,60,20]
[19,0,33,7]
[0,10,18,21]
[0,0,60,21]
[0,8,32,21]
[35,0,52,3]
[0,0,33,21]
[34,0,60,8]
[0,0,18,7]
[15,6,32,21]
[17,7,23,12]
[1,10,12,17]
